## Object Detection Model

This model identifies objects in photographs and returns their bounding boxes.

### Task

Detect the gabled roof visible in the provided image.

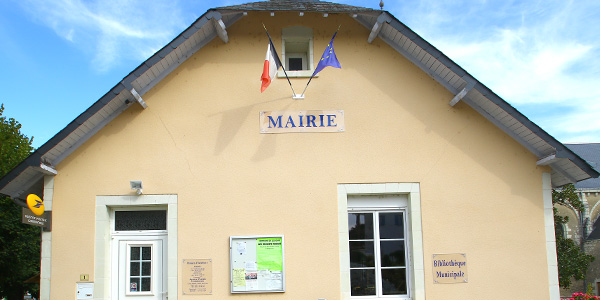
[216,0,375,13]
[1,0,597,199]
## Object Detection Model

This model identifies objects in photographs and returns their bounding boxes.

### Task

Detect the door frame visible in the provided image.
[111,233,167,299]
[94,195,178,300]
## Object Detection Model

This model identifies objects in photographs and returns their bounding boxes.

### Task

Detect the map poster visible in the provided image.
[230,235,285,293]
[183,259,212,294]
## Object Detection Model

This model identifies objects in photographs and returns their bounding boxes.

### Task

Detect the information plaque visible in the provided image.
[432,253,468,283]
[182,259,212,294]
[230,235,285,293]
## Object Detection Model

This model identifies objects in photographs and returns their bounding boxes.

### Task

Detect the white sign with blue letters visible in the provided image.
[260,110,345,133]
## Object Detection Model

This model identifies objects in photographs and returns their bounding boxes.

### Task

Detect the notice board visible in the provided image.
[230,235,285,293]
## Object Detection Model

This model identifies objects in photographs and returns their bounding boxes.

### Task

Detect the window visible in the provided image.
[555,223,565,239]
[349,211,408,296]
[280,26,314,77]
[127,244,153,293]
[287,55,306,71]
[114,210,167,231]
[338,184,425,300]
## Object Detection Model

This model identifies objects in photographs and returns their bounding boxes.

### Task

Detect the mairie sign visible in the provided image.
[260,110,345,133]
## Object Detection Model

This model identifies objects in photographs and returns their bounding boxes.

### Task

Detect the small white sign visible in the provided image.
[76,282,93,299]
[260,110,345,133]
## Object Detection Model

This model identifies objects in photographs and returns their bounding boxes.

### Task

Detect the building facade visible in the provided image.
[557,143,600,296]
[1,1,597,300]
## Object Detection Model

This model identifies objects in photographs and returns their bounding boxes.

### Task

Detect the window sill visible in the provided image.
[277,70,318,78]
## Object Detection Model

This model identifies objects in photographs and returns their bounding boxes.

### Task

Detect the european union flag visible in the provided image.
[311,32,341,77]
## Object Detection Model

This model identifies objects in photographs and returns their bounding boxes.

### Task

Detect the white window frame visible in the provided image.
[349,209,410,297]
[279,26,315,78]
[125,241,157,296]
[338,183,425,300]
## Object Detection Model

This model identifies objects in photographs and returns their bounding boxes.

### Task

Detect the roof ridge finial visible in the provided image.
[379,0,384,10]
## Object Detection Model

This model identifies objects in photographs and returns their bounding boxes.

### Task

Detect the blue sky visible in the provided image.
[1,0,599,148]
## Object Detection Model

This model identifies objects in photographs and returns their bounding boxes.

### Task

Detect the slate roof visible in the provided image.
[216,0,377,13]
[566,143,600,189]
[0,0,597,200]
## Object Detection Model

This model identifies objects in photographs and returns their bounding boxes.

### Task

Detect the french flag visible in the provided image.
[261,39,282,93]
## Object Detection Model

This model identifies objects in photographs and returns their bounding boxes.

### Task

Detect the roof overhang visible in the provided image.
[1,4,597,199]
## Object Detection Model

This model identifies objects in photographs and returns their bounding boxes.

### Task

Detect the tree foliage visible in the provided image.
[0,104,39,300]
[553,184,595,289]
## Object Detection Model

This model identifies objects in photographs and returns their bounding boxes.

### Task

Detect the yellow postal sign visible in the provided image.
[26,194,44,216]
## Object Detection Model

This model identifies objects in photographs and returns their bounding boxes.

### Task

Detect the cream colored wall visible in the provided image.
[47,12,551,300]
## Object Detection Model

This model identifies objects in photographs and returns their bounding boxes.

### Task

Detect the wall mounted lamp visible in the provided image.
[130,180,143,195]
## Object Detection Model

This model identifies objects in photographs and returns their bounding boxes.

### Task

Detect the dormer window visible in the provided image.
[279,26,314,77]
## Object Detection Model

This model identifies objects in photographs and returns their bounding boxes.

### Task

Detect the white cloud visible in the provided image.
[19,0,189,72]
[437,31,596,105]
[387,0,600,142]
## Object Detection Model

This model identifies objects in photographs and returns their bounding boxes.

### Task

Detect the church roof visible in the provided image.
[567,143,600,189]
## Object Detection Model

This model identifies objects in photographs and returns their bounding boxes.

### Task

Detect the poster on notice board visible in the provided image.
[230,235,285,293]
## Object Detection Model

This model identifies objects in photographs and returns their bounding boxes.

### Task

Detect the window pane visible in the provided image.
[141,277,151,292]
[381,268,407,295]
[379,212,404,239]
[130,278,140,292]
[142,247,151,260]
[350,269,376,296]
[131,247,140,260]
[142,262,151,276]
[130,262,140,276]
[288,58,303,70]
[348,213,374,240]
[380,240,405,267]
[115,210,167,231]
[349,241,375,267]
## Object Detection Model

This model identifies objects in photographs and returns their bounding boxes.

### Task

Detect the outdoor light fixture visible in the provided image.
[130,180,143,195]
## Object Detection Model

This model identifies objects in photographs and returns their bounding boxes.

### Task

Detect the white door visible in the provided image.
[112,236,167,300]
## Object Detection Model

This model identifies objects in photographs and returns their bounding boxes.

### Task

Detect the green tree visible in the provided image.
[0,104,39,300]
[553,183,595,289]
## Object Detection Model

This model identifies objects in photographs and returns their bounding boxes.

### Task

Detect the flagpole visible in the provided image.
[300,75,314,97]
[262,24,297,96]
[301,25,341,97]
